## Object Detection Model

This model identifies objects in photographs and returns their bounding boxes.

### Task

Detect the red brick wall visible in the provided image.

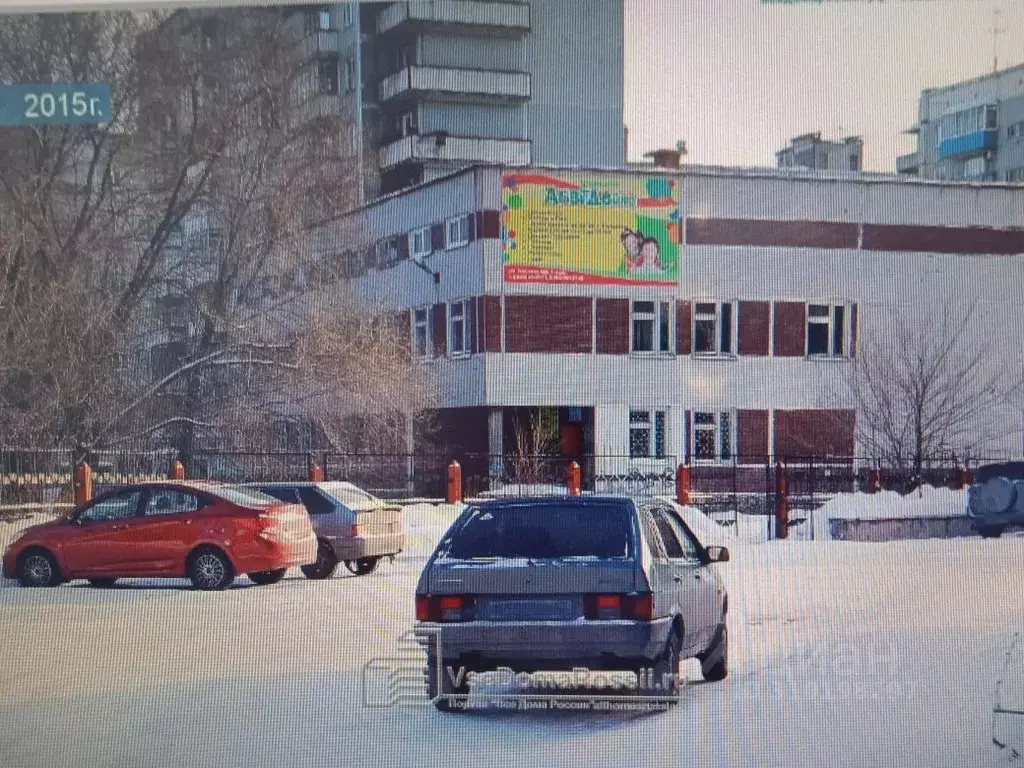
[861,224,1024,254]
[432,303,447,357]
[736,409,769,463]
[676,301,691,355]
[505,296,593,353]
[686,218,859,249]
[773,302,805,357]
[595,298,629,355]
[773,409,855,458]
[738,301,770,356]
[482,296,502,353]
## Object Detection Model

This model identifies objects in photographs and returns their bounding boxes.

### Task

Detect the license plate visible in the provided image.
[488,599,573,621]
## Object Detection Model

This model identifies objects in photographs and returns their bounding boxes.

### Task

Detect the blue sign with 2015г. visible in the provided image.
[0,83,111,127]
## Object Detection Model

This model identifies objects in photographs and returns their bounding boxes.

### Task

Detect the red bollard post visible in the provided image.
[867,467,881,494]
[169,459,185,481]
[963,467,973,488]
[775,461,789,540]
[675,463,691,505]
[446,460,462,504]
[309,463,325,482]
[567,461,581,496]
[74,462,93,508]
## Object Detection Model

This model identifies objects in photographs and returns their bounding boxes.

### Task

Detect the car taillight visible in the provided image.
[351,522,360,537]
[416,595,474,622]
[257,513,284,541]
[584,593,653,621]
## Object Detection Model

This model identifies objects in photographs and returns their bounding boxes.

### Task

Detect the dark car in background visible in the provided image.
[249,482,405,579]
[966,461,1024,538]
[414,496,730,712]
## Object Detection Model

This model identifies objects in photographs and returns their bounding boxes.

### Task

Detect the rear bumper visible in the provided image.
[415,618,672,667]
[327,533,404,560]
[232,532,318,573]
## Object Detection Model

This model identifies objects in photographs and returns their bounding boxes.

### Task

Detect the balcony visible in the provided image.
[380,66,530,104]
[298,30,339,61]
[293,92,342,124]
[379,134,531,170]
[938,129,998,159]
[895,152,920,175]
[377,1,530,38]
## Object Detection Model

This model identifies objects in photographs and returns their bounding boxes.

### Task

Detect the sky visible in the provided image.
[623,0,1024,171]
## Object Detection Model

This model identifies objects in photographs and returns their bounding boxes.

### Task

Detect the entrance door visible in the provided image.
[559,422,584,458]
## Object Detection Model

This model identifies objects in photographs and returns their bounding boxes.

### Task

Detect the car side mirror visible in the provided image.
[706,545,729,563]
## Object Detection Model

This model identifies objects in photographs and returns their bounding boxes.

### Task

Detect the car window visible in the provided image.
[651,509,687,559]
[440,502,632,560]
[639,509,669,561]
[257,487,302,504]
[321,482,380,510]
[80,491,143,523]
[659,508,705,562]
[206,486,277,507]
[145,489,203,517]
[297,488,334,516]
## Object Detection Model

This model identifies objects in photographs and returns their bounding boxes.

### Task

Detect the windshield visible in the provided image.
[321,482,381,510]
[439,502,633,561]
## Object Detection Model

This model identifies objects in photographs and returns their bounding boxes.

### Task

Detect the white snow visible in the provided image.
[0,500,1021,767]
[815,484,967,520]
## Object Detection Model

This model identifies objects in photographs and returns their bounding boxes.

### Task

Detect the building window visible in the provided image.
[409,226,431,259]
[849,154,859,171]
[412,307,431,359]
[344,57,356,93]
[631,300,673,355]
[446,215,472,249]
[398,110,418,137]
[692,411,733,462]
[693,301,735,355]
[341,3,355,27]
[806,303,848,357]
[317,57,339,95]
[448,300,470,357]
[630,410,667,459]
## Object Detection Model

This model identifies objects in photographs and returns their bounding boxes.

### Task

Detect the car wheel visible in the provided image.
[650,627,682,699]
[700,624,729,682]
[88,578,118,588]
[16,549,61,588]
[344,557,379,576]
[248,568,287,586]
[425,651,470,713]
[977,524,1007,539]
[301,541,338,580]
[187,548,235,591]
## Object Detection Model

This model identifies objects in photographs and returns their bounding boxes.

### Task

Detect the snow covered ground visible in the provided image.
[1,502,1022,766]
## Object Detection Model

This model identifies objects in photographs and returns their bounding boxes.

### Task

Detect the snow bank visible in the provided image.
[400,502,464,557]
[816,485,967,520]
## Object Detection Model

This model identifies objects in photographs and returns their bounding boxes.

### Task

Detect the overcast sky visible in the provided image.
[623,0,1024,171]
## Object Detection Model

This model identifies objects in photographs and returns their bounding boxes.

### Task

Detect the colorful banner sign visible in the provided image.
[501,171,680,286]
[0,84,111,127]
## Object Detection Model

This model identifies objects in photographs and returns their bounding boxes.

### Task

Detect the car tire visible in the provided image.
[301,541,338,580]
[650,627,682,700]
[977,524,1007,539]
[425,652,470,713]
[700,624,729,682]
[248,568,287,586]
[187,547,235,591]
[344,557,379,576]
[88,578,118,588]
[16,548,62,588]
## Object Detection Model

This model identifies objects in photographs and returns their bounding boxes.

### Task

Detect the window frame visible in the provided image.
[448,298,471,358]
[691,410,736,464]
[629,409,667,459]
[409,226,431,259]
[445,215,472,250]
[344,57,357,93]
[692,300,737,357]
[805,301,852,359]
[629,300,675,356]
[412,306,432,361]
[75,489,146,524]
[144,489,206,517]
[317,56,340,95]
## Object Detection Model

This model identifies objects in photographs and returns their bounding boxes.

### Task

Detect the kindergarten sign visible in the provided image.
[501,172,680,286]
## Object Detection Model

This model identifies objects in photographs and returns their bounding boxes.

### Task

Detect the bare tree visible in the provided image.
[837,301,1024,485]
[0,10,433,454]
[509,409,560,486]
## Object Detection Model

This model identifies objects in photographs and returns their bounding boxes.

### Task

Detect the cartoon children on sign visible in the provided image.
[620,227,663,274]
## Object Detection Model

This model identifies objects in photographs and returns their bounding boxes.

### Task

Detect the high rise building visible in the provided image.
[776,133,863,172]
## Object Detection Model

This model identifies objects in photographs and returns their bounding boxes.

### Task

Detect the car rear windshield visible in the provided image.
[321,482,381,510]
[440,502,633,560]
[206,486,280,508]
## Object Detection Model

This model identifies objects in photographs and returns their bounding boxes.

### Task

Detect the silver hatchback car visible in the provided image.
[414,496,729,712]
[251,482,404,579]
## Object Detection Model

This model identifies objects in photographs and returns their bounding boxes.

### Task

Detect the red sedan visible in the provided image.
[2,481,317,590]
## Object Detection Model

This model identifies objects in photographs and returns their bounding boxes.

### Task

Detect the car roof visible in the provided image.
[475,495,635,508]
